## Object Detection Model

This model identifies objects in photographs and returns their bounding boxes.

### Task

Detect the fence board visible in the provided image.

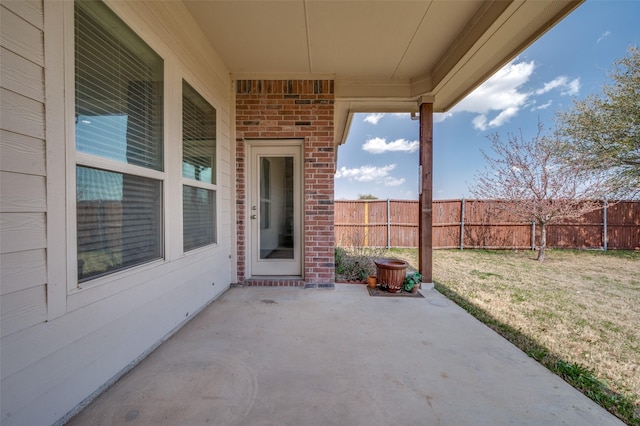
[335,199,639,250]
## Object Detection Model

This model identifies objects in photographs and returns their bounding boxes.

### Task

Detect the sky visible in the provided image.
[334,0,640,201]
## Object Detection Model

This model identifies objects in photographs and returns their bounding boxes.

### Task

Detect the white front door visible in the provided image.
[248,143,302,276]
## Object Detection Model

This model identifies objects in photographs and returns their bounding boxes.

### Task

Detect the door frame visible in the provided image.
[246,139,303,277]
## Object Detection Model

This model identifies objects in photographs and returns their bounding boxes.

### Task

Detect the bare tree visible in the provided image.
[470,123,611,260]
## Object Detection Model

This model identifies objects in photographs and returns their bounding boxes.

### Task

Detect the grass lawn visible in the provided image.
[386,247,640,425]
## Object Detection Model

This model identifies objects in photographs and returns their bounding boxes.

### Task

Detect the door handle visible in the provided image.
[250,214,257,219]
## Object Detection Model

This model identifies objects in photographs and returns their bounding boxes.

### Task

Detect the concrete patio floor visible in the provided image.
[66,284,624,425]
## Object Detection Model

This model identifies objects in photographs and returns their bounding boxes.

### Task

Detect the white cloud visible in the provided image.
[597,31,611,43]
[472,115,488,131]
[440,59,581,130]
[536,76,568,95]
[531,100,553,111]
[335,164,396,182]
[535,76,580,96]
[455,61,535,114]
[562,78,580,96]
[383,176,405,186]
[434,112,453,123]
[485,106,520,129]
[451,60,535,130]
[363,113,385,124]
[334,165,406,188]
[391,113,411,119]
[362,137,419,154]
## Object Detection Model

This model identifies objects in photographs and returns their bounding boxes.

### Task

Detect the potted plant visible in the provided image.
[374,258,408,292]
[367,275,377,288]
[403,272,422,293]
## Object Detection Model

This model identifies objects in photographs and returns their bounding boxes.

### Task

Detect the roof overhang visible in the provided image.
[182,0,584,145]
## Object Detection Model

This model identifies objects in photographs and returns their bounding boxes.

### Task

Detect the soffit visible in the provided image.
[182,0,583,144]
[183,0,490,81]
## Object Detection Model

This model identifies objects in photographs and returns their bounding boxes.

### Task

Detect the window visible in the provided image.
[75,0,164,282]
[260,157,271,230]
[182,80,217,251]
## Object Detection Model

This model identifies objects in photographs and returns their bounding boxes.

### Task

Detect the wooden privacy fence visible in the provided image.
[334,199,640,250]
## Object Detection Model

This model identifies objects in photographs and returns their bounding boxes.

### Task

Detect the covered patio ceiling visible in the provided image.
[183,0,583,145]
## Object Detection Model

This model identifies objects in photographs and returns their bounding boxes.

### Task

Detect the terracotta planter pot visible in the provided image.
[374,259,408,293]
[367,275,377,288]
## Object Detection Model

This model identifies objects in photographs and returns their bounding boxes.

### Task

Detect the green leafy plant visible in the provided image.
[334,247,347,275]
[403,271,422,292]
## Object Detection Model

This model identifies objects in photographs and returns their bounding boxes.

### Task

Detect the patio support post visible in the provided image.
[418,99,433,283]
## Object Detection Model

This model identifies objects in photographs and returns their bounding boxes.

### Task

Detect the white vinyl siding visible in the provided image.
[0,2,48,338]
[1,1,233,424]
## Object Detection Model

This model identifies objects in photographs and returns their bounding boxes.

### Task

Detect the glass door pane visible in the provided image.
[259,156,294,260]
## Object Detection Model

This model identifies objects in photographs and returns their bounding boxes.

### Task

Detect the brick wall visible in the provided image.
[235,80,335,285]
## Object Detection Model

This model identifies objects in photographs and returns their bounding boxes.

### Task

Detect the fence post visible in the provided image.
[460,198,465,250]
[387,198,391,249]
[364,201,369,247]
[531,221,536,250]
[603,200,608,251]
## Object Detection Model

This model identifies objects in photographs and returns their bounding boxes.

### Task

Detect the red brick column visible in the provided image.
[235,80,335,285]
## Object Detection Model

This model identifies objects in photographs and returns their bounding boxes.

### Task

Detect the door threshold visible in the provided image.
[244,277,305,287]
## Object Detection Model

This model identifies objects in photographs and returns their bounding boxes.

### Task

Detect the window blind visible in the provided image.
[75,1,163,170]
[182,80,217,251]
[182,81,216,183]
[183,186,216,251]
[77,167,162,282]
[74,0,164,281]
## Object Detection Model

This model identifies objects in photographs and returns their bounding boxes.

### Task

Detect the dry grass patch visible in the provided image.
[425,249,640,424]
[382,248,640,422]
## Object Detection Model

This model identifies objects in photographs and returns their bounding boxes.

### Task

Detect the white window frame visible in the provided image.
[181,78,219,253]
[65,0,171,295]
[59,1,225,308]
